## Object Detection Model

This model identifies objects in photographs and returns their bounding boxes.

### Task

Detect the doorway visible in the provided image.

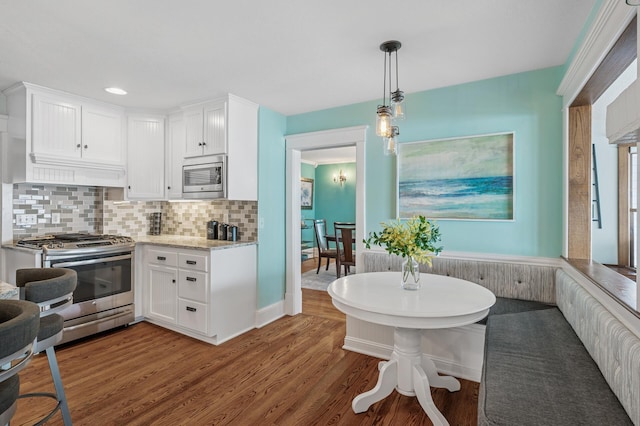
[284,126,367,315]
[300,147,356,286]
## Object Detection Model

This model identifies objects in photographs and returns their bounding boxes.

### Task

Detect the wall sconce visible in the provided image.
[333,170,347,186]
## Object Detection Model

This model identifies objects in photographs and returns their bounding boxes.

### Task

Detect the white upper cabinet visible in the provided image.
[182,95,258,200]
[127,114,165,200]
[203,101,226,155]
[31,93,82,159]
[183,107,204,157]
[183,100,226,157]
[3,82,126,186]
[166,112,185,199]
[81,104,125,164]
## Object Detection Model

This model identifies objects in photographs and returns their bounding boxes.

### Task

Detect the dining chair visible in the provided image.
[16,268,77,426]
[0,299,40,425]
[334,222,356,278]
[313,219,338,274]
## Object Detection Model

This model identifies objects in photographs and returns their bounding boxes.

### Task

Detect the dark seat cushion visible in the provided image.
[476,296,554,325]
[38,313,63,341]
[0,374,19,414]
[479,308,632,425]
[16,268,77,304]
[0,299,40,357]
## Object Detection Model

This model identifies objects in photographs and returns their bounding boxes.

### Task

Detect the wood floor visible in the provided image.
[12,289,479,426]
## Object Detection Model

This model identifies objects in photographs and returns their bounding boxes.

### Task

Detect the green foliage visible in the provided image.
[363,216,442,265]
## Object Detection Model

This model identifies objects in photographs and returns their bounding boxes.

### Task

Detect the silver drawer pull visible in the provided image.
[186,306,197,312]
[186,260,197,265]
[186,277,197,282]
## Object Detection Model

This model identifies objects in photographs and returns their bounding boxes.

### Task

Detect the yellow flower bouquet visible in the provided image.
[364,215,442,289]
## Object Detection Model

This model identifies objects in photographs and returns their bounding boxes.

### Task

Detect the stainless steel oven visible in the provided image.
[16,234,135,345]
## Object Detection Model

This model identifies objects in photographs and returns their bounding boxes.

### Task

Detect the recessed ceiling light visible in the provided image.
[105,87,127,95]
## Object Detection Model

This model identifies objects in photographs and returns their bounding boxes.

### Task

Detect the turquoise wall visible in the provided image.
[315,162,356,235]
[287,67,565,257]
[257,107,287,308]
[301,163,316,246]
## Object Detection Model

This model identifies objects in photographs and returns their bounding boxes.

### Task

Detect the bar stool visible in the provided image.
[0,299,40,425]
[16,268,77,426]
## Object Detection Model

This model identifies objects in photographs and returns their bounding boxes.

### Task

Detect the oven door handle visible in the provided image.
[63,311,132,332]
[52,254,133,268]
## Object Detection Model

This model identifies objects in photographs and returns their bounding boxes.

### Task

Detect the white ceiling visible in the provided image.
[0,0,596,116]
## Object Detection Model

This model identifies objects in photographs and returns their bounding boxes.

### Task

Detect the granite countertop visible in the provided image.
[0,282,19,299]
[2,235,257,252]
[134,235,257,250]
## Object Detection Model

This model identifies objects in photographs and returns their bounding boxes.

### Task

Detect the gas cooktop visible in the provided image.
[16,233,135,250]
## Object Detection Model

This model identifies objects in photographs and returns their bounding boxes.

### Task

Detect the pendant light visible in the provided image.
[376,40,405,155]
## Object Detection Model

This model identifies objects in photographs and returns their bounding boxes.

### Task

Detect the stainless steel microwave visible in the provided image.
[183,155,226,199]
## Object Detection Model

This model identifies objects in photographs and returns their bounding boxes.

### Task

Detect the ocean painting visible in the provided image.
[398,133,514,220]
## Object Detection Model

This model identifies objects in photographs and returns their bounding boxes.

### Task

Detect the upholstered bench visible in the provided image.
[360,252,640,424]
[478,270,638,425]
[361,252,558,325]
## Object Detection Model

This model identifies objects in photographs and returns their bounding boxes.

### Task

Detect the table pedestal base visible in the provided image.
[352,327,460,426]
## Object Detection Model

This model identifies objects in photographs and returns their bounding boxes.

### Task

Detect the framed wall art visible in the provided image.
[398,132,514,221]
[301,177,314,210]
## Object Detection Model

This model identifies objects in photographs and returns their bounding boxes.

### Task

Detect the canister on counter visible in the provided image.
[207,220,218,240]
[219,223,229,240]
[228,225,238,241]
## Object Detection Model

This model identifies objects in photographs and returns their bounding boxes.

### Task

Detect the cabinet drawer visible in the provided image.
[178,270,208,302]
[178,252,208,272]
[148,249,178,267]
[178,299,207,335]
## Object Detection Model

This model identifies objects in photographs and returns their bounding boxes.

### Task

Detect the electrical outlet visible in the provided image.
[16,214,37,225]
[51,213,61,224]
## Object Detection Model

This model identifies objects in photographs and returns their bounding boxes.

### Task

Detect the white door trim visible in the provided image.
[284,125,367,315]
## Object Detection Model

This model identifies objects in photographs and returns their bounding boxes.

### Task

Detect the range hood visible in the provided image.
[606,79,640,144]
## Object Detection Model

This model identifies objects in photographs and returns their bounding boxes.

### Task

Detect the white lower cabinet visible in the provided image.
[148,264,177,323]
[141,244,257,345]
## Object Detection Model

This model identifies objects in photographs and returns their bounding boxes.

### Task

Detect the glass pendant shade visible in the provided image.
[375,40,405,155]
[383,126,399,156]
[376,105,392,137]
[391,90,405,120]
[383,137,396,156]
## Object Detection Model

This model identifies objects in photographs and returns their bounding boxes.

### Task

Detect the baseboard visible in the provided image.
[344,317,485,383]
[343,334,482,383]
[428,354,482,383]
[343,336,392,360]
[255,300,286,328]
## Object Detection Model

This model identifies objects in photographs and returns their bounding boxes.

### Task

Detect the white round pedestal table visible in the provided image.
[328,271,496,426]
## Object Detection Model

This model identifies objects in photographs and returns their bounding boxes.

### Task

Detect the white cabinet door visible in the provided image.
[31,93,82,158]
[148,264,177,323]
[183,107,204,158]
[81,104,124,164]
[203,101,226,155]
[127,115,165,199]
[226,95,258,200]
[166,113,185,199]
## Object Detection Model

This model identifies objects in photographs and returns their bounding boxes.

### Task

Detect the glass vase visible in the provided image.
[401,257,421,290]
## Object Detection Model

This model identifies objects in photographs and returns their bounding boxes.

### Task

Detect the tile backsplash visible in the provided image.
[12,184,258,242]
[12,184,103,239]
